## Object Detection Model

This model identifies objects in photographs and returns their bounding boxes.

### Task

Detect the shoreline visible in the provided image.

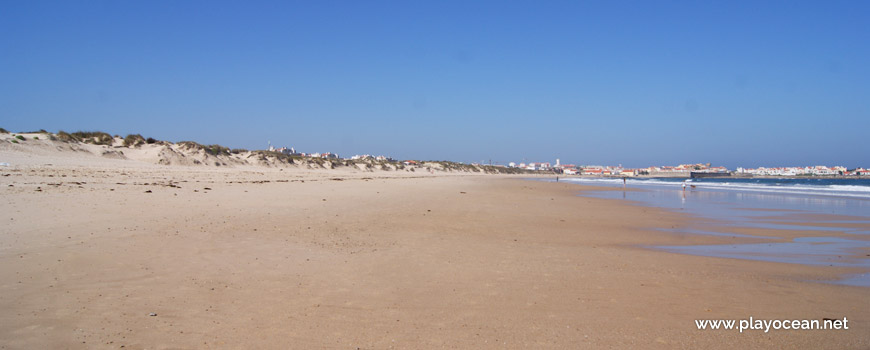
[565,174,870,180]
[553,178,870,284]
[0,166,868,348]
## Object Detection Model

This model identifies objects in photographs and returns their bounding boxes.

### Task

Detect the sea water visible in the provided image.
[553,177,870,287]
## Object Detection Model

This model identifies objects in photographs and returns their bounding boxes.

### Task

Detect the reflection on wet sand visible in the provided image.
[573,182,870,286]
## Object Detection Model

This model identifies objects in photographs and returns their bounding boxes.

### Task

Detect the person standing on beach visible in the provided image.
[623,177,626,188]
[681,180,688,201]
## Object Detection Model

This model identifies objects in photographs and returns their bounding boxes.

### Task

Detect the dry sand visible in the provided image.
[1,160,868,348]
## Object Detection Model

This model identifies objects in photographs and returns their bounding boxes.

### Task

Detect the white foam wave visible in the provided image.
[560,177,870,199]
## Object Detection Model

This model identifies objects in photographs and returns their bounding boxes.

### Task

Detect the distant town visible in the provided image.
[504,161,870,177]
[265,142,868,178]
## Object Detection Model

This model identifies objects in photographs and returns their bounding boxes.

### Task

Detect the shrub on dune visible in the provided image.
[72,131,113,145]
[123,134,146,147]
[56,130,113,145]
[178,141,231,156]
[56,131,77,142]
[205,144,231,156]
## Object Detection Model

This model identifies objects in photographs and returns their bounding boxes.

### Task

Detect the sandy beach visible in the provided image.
[0,157,868,349]
[4,1,868,347]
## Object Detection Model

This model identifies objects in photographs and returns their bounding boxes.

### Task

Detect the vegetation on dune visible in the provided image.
[427,161,476,172]
[78,132,114,145]
[251,150,304,163]
[177,141,201,150]
[306,157,328,165]
[123,134,146,147]
[481,165,532,174]
[178,141,231,156]
[56,131,114,145]
[204,144,231,156]
[420,160,536,174]
[56,131,76,142]
[5,127,537,174]
[250,151,347,169]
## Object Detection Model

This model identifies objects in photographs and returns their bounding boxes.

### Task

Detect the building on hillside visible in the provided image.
[524,162,552,171]
[582,168,603,175]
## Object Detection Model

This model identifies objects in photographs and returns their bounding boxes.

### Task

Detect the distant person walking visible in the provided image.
[623,177,626,188]
[682,180,687,192]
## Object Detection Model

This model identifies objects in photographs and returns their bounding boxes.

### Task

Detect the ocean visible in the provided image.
[566,176,870,199]
[552,176,870,286]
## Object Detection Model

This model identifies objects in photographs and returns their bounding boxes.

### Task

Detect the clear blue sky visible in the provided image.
[1,1,868,168]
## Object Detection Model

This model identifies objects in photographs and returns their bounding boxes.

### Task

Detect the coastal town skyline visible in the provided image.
[140,137,870,173]
[173,136,870,175]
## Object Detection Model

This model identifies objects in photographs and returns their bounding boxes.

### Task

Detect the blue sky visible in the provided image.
[1,1,868,168]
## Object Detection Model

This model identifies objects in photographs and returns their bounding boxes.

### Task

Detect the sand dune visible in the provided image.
[0,131,520,175]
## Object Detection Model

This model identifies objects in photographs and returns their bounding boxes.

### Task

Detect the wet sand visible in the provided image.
[0,166,868,349]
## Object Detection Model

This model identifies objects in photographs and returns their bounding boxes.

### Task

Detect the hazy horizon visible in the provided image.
[2,1,868,169]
